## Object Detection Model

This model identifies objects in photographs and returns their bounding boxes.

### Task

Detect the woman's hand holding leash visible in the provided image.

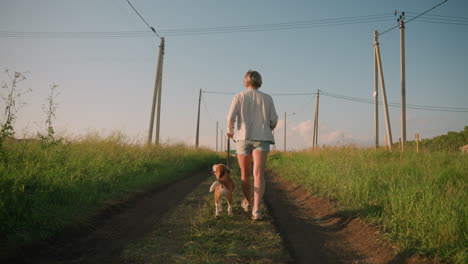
[227,133,237,142]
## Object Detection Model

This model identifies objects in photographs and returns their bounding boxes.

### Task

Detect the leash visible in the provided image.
[226,137,230,167]
[226,138,237,168]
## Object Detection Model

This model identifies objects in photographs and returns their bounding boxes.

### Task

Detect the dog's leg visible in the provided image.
[215,202,221,217]
[217,200,223,214]
[215,189,221,217]
[227,191,233,216]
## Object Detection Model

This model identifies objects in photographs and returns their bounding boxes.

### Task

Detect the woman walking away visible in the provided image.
[226,70,278,221]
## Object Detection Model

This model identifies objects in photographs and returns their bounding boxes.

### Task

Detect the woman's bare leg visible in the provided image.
[252,150,268,214]
[237,154,252,204]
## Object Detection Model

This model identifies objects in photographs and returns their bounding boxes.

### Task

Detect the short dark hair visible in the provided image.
[244,70,262,88]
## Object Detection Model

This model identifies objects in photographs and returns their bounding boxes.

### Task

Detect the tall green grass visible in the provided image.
[268,148,467,263]
[0,135,220,248]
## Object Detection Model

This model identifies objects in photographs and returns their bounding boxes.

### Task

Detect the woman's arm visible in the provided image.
[270,97,278,130]
[226,95,239,137]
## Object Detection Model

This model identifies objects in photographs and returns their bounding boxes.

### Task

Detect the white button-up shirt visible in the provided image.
[227,88,278,143]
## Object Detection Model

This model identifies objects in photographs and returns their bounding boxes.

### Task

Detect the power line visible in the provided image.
[203,89,468,113]
[0,14,397,38]
[405,12,468,21]
[411,19,468,26]
[378,0,450,36]
[320,91,468,112]
[125,0,161,39]
[202,91,317,96]
[202,91,235,95]
[2,11,464,38]
[405,0,449,24]
[201,93,213,121]
[160,14,394,35]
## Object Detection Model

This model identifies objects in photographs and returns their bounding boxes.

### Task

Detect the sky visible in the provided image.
[0,0,467,150]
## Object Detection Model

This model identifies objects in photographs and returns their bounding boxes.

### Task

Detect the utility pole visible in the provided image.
[216,121,218,152]
[312,102,316,148]
[147,37,165,145]
[374,31,393,149]
[155,37,165,145]
[222,133,225,152]
[374,38,379,148]
[399,13,407,150]
[195,89,202,148]
[313,90,320,148]
[284,112,286,151]
[220,129,223,152]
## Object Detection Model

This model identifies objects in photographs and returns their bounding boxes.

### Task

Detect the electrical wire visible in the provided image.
[2,10,464,38]
[203,90,468,113]
[410,19,468,26]
[405,0,449,24]
[202,91,235,95]
[378,0,450,36]
[125,0,161,39]
[201,93,213,121]
[405,12,468,21]
[202,91,317,96]
[319,90,468,112]
[1,4,464,39]
[160,14,394,35]
[288,96,316,121]
[0,14,396,38]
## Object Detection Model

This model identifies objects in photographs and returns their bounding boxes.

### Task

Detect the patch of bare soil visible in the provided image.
[2,168,212,264]
[264,170,435,264]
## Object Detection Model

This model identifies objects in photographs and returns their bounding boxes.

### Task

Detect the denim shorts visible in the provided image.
[236,140,270,155]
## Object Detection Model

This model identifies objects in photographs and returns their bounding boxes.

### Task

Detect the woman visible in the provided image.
[227,70,278,220]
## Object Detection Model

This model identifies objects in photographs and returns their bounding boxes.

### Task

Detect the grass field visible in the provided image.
[0,135,220,249]
[123,164,292,264]
[267,148,467,263]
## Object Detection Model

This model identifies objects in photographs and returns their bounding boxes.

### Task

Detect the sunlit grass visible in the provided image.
[0,135,220,248]
[267,148,467,263]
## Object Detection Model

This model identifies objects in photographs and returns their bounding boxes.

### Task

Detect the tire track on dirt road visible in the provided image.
[264,170,434,264]
[4,168,212,264]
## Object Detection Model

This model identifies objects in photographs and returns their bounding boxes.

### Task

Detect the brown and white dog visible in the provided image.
[209,164,234,217]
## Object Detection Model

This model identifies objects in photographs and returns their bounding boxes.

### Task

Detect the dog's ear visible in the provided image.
[215,165,229,177]
[221,165,230,175]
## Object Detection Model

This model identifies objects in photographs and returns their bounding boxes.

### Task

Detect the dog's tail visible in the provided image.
[209,181,220,192]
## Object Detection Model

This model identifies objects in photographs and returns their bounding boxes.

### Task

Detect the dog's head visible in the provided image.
[212,164,230,180]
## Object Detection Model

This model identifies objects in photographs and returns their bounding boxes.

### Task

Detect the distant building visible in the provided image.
[460,144,468,153]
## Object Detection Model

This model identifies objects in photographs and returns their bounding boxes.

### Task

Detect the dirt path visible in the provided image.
[264,170,433,264]
[4,166,435,264]
[4,168,211,264]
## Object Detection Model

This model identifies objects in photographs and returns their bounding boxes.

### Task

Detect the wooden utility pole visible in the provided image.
[314,90,320,148]
[374,39,379,148]
[220,129,223,152]
[284,112,287,151]
[155,37,165,145]
[216,121,218,152]
[195,89,202,148]
[312,100,316,148]
[374,31,393,149]
[399,14,407,150]
[147,37,165,145]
